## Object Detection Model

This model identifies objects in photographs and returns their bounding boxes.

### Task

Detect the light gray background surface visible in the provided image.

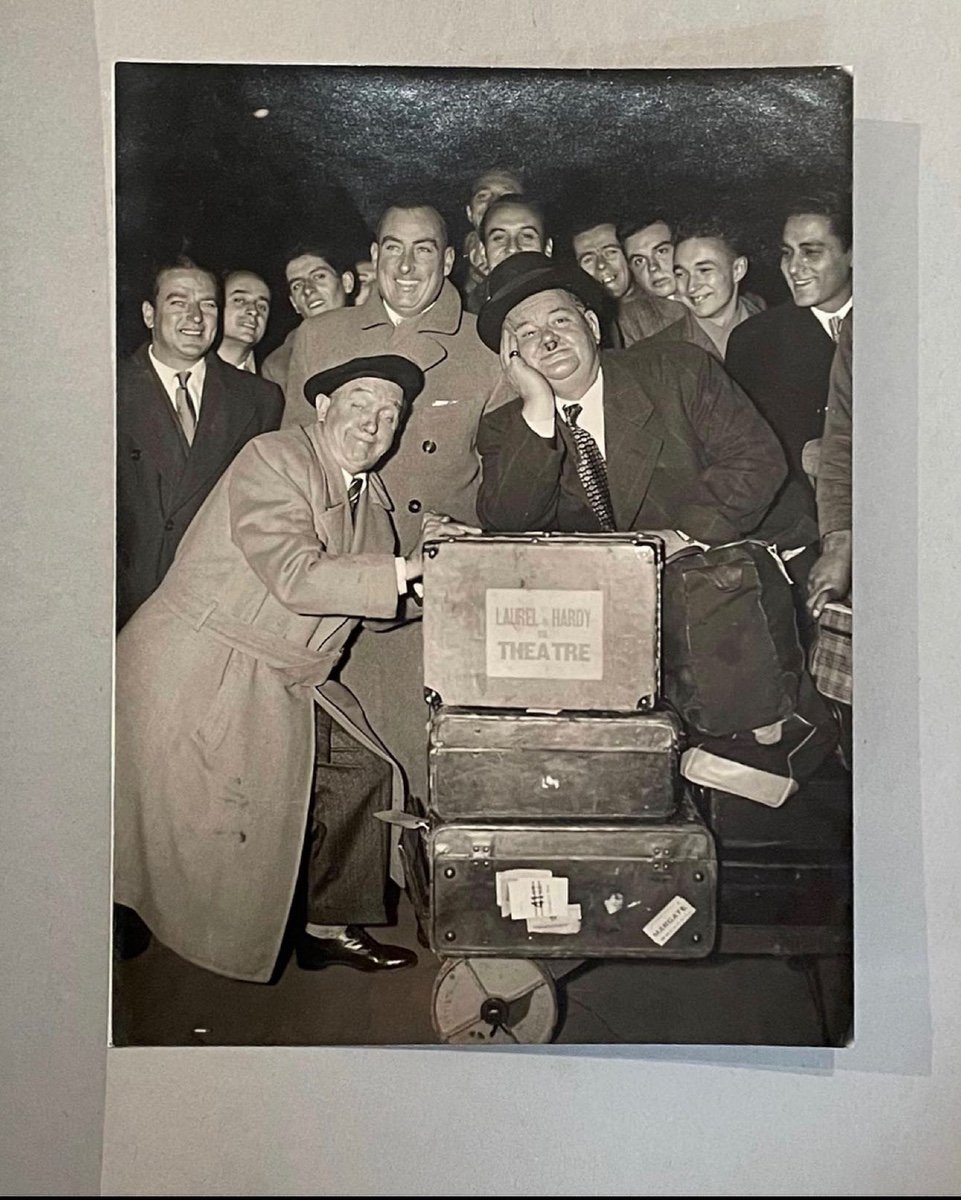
[1,0,959,1194]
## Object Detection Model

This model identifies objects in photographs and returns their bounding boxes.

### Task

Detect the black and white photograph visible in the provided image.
[111,62,854,1048]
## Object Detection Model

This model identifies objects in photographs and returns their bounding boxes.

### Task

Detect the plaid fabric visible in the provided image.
[810,602,852,705]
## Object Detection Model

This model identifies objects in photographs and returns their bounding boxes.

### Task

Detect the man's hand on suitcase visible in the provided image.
[404,512,483,592]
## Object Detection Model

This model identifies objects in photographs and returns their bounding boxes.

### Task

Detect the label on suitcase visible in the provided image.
[428,799,716,958]
[422,533,661,712]
[428,707,681,821]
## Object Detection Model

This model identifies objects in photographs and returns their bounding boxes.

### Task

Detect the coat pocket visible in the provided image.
[194,651,243,753]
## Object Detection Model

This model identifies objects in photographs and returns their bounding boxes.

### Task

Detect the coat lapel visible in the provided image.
[600,354,665,530]
[383,281,463,374]
[171,355,257,516]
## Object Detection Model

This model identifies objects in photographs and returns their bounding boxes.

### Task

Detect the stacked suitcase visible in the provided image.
[405,532,718,960]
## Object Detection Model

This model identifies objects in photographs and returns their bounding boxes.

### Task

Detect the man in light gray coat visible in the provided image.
[114,354,473,982]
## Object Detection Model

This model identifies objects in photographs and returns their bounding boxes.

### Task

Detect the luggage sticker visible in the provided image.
[643,896,697,946]
[495,869,582,934]
[485,588,604,681]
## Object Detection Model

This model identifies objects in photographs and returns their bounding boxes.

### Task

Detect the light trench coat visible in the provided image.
[114,423,405,982]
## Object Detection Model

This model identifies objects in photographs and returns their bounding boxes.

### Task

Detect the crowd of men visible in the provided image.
[114,165,853,985]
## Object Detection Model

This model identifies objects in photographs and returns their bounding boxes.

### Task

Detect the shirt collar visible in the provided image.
[372,280,462,335]
[811,296,853,336]
[148,345,207,397]
[383,296,439,327]
[554,366,604,419]
[340,468,368,493]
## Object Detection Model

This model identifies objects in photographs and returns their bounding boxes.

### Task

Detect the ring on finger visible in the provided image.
[508,350,520,358]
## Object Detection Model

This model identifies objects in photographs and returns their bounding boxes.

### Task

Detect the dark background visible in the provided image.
[115,64,852,360]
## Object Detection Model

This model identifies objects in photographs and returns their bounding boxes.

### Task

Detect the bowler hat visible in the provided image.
[303,354,425,407]
[477,251,607,352]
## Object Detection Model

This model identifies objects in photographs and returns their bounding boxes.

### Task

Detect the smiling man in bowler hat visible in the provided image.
[476,251,785,551]
[114,354,478,981]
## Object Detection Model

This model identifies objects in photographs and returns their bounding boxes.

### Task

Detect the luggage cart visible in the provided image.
[397,762,851,1046]
[411,533,851,1045]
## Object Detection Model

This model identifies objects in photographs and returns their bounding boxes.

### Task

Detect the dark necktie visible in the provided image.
[562,402,616,532]
[174,371,197,445]
[347,476,363,518]
[829,315,843,344]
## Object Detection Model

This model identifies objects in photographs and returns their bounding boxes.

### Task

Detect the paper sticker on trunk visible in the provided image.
[485,589,604,680]
[506,875,569,921]
[495,870,582,932]
[643,895,697,946]
[527,903,582,935]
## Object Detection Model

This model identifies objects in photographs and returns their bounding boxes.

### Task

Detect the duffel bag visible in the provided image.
[662,540,804,737]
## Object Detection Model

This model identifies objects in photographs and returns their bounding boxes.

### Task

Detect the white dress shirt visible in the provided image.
[810,296,853,340]
[148,346,206,417]
[522,367,607,457]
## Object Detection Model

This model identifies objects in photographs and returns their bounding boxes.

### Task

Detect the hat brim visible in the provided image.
[303,354,425,407]
[477,262,607,352]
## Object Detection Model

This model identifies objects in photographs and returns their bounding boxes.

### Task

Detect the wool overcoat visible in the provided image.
[114,423,404,982]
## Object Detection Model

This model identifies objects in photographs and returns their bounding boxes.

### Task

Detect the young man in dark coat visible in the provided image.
[724,194,853,615]
[116,257,284,630]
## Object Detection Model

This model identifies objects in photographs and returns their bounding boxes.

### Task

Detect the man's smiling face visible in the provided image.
[143,268,219,370]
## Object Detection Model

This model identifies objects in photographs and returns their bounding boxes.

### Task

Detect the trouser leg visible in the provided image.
[306,705,392,926]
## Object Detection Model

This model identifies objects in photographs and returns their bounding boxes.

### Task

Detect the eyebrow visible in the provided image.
[783,240,828,251]
[163,288,216,302]
[381,236,439,248]
[488,221,540,235]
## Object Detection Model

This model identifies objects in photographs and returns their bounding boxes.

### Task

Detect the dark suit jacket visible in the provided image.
[725,302,837,547]
[477,341,786,545]
[116,344,284,628]
[817,314,852,536]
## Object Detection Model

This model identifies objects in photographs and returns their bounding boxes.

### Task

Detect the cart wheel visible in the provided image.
[431,957,559,1044]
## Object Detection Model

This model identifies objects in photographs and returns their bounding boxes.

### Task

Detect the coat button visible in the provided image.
[408,499,422,514]
[422,440,437,454]
[164,519,175,531]
[130,449,142,461]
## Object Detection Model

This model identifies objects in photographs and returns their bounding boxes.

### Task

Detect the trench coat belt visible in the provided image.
[159,589,342,686]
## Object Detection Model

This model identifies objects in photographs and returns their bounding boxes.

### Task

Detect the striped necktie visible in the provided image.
[347,476,363,518]
[174,371,197,445]
[829,315,843,344]
[562,402,616,532]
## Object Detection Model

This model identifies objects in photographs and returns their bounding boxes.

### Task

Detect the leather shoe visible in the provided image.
[295,925,417,972]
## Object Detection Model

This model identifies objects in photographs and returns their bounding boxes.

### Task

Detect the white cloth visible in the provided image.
[810,297,852,340]
[522,367,606,457]
[148,345,206,416]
